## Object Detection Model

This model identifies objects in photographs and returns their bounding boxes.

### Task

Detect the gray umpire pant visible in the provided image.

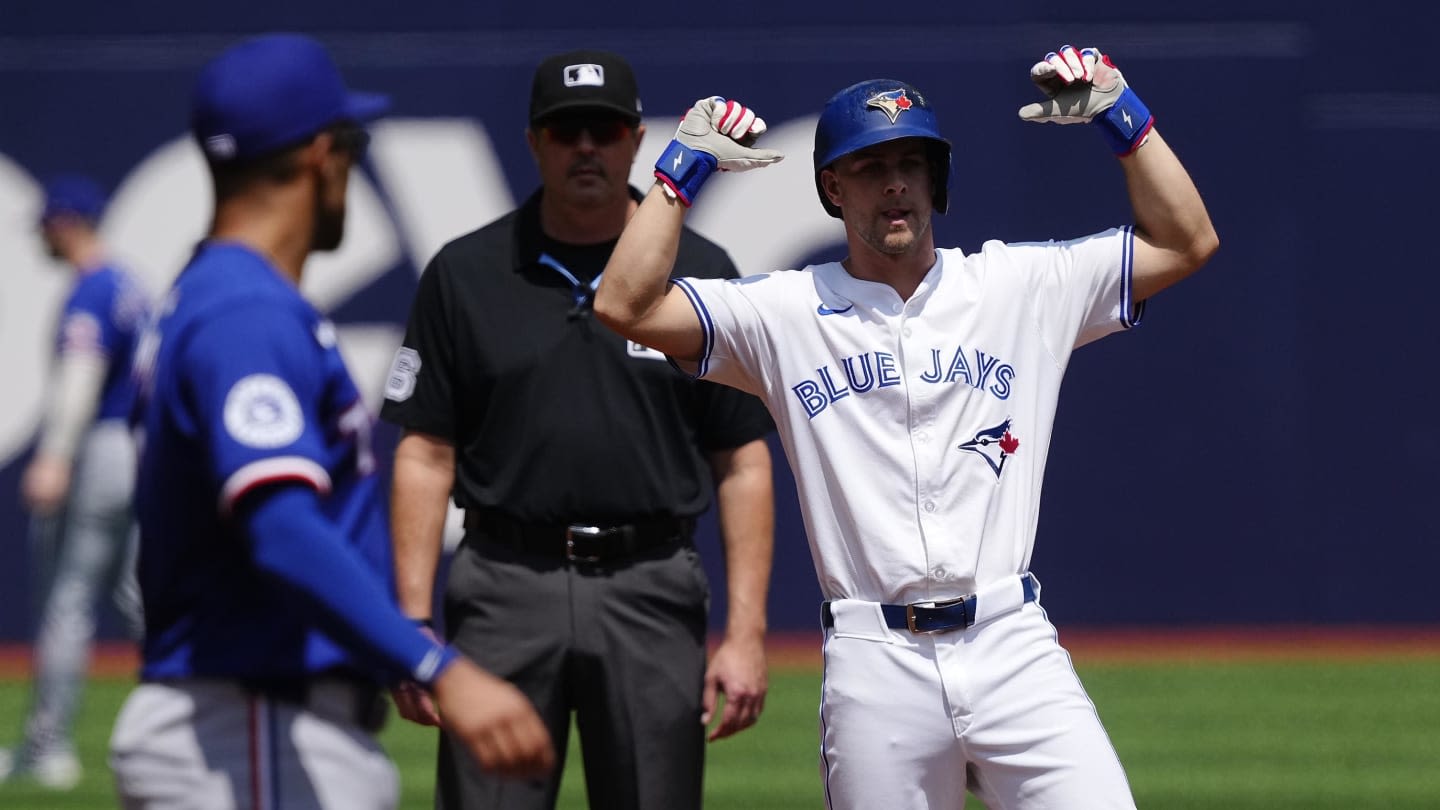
[24,419,142,755]
[437,532,709,810]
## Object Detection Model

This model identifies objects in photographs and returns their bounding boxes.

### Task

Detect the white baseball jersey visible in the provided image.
[672,227,1140,605]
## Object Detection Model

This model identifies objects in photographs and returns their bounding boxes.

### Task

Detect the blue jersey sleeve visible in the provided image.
[238,483,458,686]
[179,302,334,510]
[58,274,118,358]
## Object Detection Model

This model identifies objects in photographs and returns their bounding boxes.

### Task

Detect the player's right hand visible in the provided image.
[675,97,785,172]
[432,657,556,779]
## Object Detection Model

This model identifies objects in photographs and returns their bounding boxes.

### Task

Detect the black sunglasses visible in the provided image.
[542,118,634,146]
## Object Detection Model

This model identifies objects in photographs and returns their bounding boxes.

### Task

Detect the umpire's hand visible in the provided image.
[703,634,768,741]
[431,657,556,779]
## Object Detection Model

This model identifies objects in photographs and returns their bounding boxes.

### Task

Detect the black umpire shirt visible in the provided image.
[380,187,773,524]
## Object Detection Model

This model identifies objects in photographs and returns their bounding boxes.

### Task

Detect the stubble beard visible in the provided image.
[859,213,931,257]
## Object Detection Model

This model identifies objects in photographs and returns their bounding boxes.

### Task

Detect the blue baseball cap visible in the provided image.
[39,174,107,225]
[191,33,389,163]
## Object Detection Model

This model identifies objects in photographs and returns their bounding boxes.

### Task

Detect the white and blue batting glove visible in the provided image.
[655,96,785,206]
[1018,45,1154,156]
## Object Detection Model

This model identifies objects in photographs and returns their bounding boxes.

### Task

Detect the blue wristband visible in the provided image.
[413,643,460,688]
[1095,86,1154,156]
[654,139,718,206]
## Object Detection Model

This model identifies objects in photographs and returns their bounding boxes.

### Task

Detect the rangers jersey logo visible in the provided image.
[866,89,914,124]
[958,418,1020,478]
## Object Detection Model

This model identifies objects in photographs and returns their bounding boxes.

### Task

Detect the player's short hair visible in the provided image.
[206,143,307,201]
[206,123,367,201]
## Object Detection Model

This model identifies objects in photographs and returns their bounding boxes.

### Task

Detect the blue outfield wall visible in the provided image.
[0,2,1436,639]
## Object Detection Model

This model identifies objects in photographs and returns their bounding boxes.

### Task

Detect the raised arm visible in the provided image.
[1118,128,1218,301]
[1019,45,1218,300]
[593,185,708,362]
[594,97,784,362]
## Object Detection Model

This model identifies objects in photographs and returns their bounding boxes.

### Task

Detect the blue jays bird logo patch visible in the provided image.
[866,89,914,124]
[959,418,1021,478]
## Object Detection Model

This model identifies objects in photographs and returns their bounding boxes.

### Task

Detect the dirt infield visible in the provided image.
[4,625,1440,678]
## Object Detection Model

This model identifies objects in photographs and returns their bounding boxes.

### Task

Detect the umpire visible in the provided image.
[381,49,776,810]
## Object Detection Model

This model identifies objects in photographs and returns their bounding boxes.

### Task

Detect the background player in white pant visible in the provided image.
[1,175,147,790]
[109,33,553,810]
[595,46,1218,808]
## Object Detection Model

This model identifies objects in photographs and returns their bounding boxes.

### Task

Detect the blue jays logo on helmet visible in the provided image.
[865,89,914,124]
[813,78,952,219]
[958,418,1021,478]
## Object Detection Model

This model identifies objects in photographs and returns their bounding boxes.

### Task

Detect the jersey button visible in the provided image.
[902,327,912,338]
[932,567,947,580]
[923,501,936,513]
[891,304,903,314]
[916,432,929,443]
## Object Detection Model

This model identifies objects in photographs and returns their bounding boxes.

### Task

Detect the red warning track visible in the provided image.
[4,625,1440,679]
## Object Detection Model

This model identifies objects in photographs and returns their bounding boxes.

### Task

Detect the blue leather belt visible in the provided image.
[821,573,1038,634]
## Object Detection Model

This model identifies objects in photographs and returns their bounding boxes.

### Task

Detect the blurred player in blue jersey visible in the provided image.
[0,175,148,790]
[107,33,553,809]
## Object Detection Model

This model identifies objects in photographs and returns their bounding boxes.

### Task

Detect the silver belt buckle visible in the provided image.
[906,595,968,634]
[565,525,605,563]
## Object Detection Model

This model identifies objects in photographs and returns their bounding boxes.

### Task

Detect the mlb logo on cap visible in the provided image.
[529,49,642,126]
[564,64,606,88]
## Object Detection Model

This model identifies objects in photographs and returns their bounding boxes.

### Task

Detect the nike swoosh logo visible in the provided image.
[817,303,854,316]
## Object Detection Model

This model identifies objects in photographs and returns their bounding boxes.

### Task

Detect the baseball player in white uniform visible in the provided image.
[594,46,1218,808]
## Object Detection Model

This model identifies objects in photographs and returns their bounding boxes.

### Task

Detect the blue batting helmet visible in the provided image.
[813,79,951,218]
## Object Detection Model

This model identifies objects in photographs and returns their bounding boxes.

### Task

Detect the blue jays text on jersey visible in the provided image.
[791,343,1017,420]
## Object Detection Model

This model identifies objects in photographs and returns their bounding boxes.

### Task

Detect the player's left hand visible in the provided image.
[21,454,71,516]
[1018,45,1154,155]
[702,633,768,741]
[677,97,786,172]
[655,97,785,206]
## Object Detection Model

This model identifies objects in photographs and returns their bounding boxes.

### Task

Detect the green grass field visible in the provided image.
[2,658,1439,808]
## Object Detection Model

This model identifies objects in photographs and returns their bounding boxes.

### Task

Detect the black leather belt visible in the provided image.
[464,509,695,563]
[822,574,1038,634]
[238,674,389,733]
